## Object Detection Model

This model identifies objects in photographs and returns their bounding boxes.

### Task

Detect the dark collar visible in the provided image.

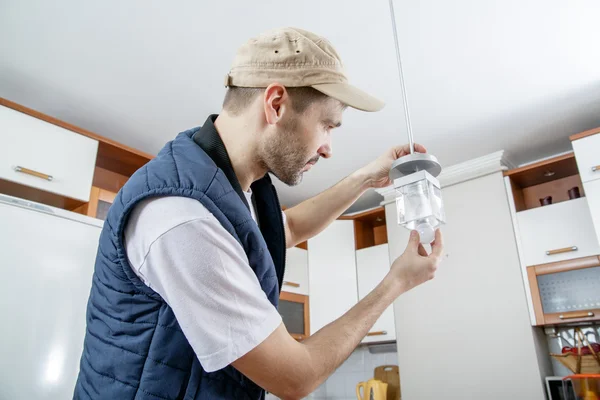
[192,114,250,211]
[191,114,287,290]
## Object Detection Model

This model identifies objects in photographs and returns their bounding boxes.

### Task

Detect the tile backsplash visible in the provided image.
[266,345,399,400]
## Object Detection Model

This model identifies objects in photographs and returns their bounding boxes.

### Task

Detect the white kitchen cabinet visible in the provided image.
[282,247,309,295]
[573,132,600,245]
[0,105,98,202]
[308,220,358,335]
[356,244,396,343]
[582,179,600,246]
[516,197,600,267]
[385,170,549,400]
[572,131,600,183]
[0,195,102,400]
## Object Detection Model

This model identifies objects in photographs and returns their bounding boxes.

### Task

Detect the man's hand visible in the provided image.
[388,229,444,295]
[358,144,427,189]
[233,228,444,399]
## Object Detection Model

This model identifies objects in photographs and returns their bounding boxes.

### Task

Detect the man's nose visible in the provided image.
[318,139,332,159]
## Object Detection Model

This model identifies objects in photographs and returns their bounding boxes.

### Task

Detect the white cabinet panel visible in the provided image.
[0,105,98,201]
[282,247,309,295]
[356,244,396,343]
[387,172,547,400]
[0,200,101,400]
[582,179,600,246]
[308,220,358,334]
[516,197,600,267]
[573,133,600,183]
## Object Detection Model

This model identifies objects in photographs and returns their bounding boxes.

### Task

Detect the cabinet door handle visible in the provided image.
[559,311,594,320]
[13,166,53,181]
[546,246,578,256]
[592,165,600,172]
[282,281,300,288]
[366,331,388,336]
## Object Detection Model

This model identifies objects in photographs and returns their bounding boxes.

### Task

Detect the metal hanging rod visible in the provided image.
[388,0,415,154]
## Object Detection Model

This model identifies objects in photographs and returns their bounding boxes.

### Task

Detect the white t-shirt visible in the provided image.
[124,192,284,373]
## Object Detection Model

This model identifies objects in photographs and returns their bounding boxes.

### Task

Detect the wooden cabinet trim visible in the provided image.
[97,188,117,203]
[570,127,600,141]
[528,256,600,326]
[532,255,600,275]
[527,266,545,325]
[543,308,600,325]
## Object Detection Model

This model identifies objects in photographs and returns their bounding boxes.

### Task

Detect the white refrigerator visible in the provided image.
[0,194,102,399]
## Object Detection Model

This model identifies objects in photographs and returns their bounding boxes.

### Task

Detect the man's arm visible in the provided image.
[233,229,443,399]
[284,144,427,248]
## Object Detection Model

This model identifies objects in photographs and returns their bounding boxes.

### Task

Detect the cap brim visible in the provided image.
[311,82,385,112]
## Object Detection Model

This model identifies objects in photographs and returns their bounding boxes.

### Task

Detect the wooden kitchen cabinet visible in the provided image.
[72,186,117,221]
[0,97,153,216]
[356,244,396,343]
[307,220,358,335]
[0,104,98,206]
[527,256,600,326]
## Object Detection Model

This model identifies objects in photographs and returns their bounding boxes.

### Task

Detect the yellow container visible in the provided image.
[563,375,600,400]
[356,379,388,400]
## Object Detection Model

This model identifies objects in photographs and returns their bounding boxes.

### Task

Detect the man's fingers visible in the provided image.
[393,143,427,159]
[417,244,428,257]
[413,143,427,154]
[431,229,444,258]
[406,230,420,252]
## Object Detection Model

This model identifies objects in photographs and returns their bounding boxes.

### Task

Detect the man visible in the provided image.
[74,27,443,400]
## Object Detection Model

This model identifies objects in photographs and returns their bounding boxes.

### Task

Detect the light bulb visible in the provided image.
[393,170,445,241]
[415,220,435,244]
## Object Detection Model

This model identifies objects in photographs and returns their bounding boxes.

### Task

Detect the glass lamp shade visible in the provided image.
[394,170,445,244]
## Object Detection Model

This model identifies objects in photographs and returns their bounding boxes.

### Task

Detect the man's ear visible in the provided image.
[263,83,289,125]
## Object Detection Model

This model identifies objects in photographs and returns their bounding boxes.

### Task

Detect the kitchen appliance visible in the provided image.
[386,0,445,243]
[546,376,573,400]
[0,194,102,399]
[356,379,388,400]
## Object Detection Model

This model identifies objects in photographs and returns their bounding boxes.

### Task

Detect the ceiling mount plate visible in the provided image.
[389,153,442,180]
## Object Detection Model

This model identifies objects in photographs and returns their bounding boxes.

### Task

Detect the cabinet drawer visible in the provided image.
[0,105,98,202]
[517,198,600,267]
[573,132,600,183]
[283,247,309,295]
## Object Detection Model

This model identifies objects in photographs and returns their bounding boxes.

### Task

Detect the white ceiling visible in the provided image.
[1,0,599,212]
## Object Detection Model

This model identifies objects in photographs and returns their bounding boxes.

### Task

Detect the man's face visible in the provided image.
[261,97,344,186]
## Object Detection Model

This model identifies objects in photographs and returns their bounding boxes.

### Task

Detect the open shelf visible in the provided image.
[504,152,585,212]
[340,207,388,250]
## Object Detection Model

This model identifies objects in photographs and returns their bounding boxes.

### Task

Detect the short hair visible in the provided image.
[222,86,329,116]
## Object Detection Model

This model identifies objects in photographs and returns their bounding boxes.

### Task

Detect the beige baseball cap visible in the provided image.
[224,28,385,112]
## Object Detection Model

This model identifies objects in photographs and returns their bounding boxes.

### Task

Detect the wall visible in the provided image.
[266,346,399,400]
[385,172,551,400]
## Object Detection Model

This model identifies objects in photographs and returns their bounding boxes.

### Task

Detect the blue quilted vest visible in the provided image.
[74,115,286,399]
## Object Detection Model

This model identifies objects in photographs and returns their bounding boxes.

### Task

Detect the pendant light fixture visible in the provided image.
[388,0,446,244]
